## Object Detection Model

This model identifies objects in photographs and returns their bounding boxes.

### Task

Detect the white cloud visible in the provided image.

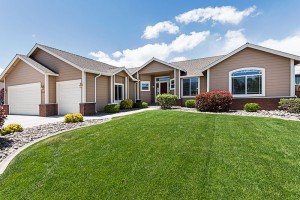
[222,29,247,53]
[112,51,122,58]
[31,34,36,38]
[175,6,256,25]
[170,57,187,62]
[142,21,179,39]
[90,31,210,67]
[259,34,300,56]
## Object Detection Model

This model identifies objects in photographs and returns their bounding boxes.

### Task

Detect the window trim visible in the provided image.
[170,79,175,90]
[140,81,150,91]
[181,77,200,98]
[114,83,124,102]
[229,67,265,97]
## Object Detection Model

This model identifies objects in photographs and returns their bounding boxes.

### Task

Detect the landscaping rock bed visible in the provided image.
[173,107,300,121]
[0,118,110,162]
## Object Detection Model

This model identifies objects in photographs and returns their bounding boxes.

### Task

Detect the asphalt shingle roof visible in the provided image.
[37,44,121,75]
[171,55,224,76]
[18,55,58,75]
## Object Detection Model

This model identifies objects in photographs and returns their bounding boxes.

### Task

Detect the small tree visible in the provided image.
[0,88,4,105]
[0,106,7,132]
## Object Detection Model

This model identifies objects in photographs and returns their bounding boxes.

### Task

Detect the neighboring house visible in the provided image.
[1,43,300,116]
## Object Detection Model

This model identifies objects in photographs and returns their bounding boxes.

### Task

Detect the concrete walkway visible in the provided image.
[4,106,159,128]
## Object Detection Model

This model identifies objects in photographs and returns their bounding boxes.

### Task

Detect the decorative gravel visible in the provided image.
[173,107,300,121]
[0,118,110,162]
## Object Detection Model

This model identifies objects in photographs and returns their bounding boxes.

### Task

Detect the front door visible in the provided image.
[160,82,168,94]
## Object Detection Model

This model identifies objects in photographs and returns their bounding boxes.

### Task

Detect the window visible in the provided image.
[230,68,264,96]
[115,84,124,101]
[156,77,170,82]
[182,78,199,97]
[170,79,175,90]
[140,81,150,91]
[296,75,300,85]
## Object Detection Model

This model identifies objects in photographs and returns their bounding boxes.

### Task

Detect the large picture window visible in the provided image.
[182,78,199,97]
[115,84,124,102]
[230,68,264,96]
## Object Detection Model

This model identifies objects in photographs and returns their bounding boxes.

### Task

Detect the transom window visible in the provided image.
[230,68,264,96]
[114,84,124,102]
[156,77,170,82]
[182,78,199,97]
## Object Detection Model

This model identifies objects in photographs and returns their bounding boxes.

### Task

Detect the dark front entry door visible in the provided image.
[160,82,168,94]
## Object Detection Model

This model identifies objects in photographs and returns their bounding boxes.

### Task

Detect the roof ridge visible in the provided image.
[171,55,225,64]
[37,44,119,69]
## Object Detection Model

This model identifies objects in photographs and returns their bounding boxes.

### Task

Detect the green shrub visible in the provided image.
[134,102,148,108]
[104,104,120,113]
[278,98,300,113]
[1,124,23,135]
[196,90,233,112]
[141,102,148,108]
[120,99,133,109]
[156,94,178,109]
[244,103,261,112]
[64,113,84,123]
[185,100,196,108]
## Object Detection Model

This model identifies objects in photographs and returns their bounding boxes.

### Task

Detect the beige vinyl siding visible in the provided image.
[31,48,82,82]
[129,80,135,100]
[209,48,291,97]
[5,59,45,104]
[200,76,207,93]
[96,76,110,111]
[86,73,95,102]
[115,71,127,77]
[115,75,125,84]
[140,74,152,103]
[48,76,56,103]
[139,61,173,74]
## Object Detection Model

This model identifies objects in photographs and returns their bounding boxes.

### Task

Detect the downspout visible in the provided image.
[94,74,102,113]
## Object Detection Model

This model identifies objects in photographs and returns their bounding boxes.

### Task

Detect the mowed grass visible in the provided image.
[1,110,300,199]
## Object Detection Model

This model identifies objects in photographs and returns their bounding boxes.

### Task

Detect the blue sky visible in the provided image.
[1,0,300,71]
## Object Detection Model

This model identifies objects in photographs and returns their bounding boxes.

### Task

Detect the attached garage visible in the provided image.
[8,82,41,115]
[57,79,81,115]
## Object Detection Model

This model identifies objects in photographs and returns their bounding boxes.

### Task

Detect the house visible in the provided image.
[1,43,299,116]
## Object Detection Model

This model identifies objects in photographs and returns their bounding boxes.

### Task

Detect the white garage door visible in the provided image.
[8,82,41,115]
[57,79,81,115]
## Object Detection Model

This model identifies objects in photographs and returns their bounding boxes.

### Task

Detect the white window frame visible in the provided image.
[114,83,124,103]
[140,81,150,91]
[229,67,265,97]
[181,77,200,98]
[170,79,175,90]
[154,76,170,101]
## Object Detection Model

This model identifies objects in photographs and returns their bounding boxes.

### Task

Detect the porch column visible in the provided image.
[125,77,128,99]
[44,74,49,104]
[136,73,140,100]
[207,69,210,92]
[173,69,176,96]
[110,76,113,103]
[290,59,295,97]
[82,71,86,103]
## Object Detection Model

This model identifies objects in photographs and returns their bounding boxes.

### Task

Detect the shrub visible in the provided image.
[156,94,178,109]
[244,103,260,112]
[185,100,196,108]
[0,106,7,132]
[278,98,300,113]
[195,90,233,112]
[0,88,4,105]
[134,102,149,109]
[1,124,23,135]
[64,113,84,123]
[104,104,120,113]
[120,99,133,109]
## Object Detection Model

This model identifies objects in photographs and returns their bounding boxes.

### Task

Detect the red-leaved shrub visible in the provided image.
[0,106,7,131]
[195,90,233,112]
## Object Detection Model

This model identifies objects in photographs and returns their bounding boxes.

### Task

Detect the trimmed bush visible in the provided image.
[141,102,148,108]
[185,100,196,108]
[64,113,84,123]
[120,99,133,109]
[278,98,300,113]
[1,124,23,135]
[196,90,233,112]
[134,102,148,108]
[104,104,120,113]
[244,103,260,112]
[0,106,7,132]
[156,94,178,109]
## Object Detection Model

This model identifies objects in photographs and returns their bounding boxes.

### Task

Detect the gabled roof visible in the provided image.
[131,57,187,75]
[28,44,122,76]
[171,55,224,76]
[201,43,300,71]
[0,54,58,80]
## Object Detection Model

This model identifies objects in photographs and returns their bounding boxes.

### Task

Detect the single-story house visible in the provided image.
[1,43,299,116]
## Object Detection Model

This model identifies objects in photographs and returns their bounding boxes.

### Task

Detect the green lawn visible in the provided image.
[1,110,300,199]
